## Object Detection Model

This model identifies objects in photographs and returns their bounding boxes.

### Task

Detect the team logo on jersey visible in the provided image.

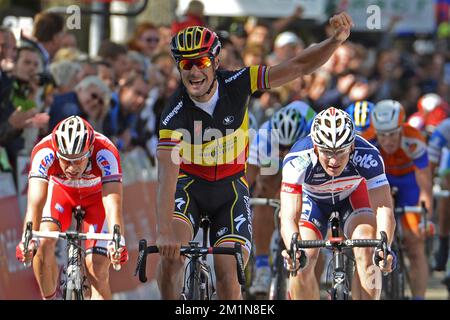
[216,227,228,237]
[223,116,234,125]
[351,150,378,169]
[55,203,64,213]
[97,154,111,175]
[293,154,311,171]
[234,214,246,232]
[38,151,55,175]
[175,197,186,211]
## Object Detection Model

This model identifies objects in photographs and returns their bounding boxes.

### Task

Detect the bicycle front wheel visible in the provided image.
[269,246,289,300]
[64,288,84,300]
[331,283,349,300]
[186,261,201,300]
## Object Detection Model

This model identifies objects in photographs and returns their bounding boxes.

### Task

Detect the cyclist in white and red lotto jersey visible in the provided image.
[280,107,396,300]
[15,116,128,300]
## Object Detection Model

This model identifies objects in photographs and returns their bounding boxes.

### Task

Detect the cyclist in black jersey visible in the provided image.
[155,13,354,300]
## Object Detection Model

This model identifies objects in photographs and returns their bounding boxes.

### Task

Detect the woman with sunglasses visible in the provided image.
[155,13,354,300]
[16,116,128,300]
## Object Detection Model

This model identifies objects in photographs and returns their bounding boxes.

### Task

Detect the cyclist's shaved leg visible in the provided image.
[85,254,111,299]
[214,243,250,299]
[33,222,59,299]
[252,174,279,288]
[157,219,192,299]
[347,214,380,300]
[290,226,320,300]
[402,227,428,298]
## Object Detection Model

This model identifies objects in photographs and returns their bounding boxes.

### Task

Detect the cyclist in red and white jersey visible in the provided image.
[16,116,128,300]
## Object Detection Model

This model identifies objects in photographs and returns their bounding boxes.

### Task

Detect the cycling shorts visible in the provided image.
[173,174,252,255]
[41,180,109,256]
[387,171,420,232]
[300,180,374,239]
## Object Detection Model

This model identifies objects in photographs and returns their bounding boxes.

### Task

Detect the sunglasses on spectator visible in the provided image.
[178,56,212,71]
[317,147,351,159]
[91,92,104,106]
[143,37,160,43]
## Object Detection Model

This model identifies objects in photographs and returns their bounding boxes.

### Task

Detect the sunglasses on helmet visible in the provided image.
[178,56,212,71]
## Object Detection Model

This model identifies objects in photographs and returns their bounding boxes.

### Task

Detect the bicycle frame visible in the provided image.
[180,215,212,300]
[64,206,86,300]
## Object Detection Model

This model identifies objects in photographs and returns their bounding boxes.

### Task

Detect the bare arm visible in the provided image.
[102,181,124,234]
[246,164,260,188]
[415,165,434,217]
[156,149,180,235]
[280,191,302,249]
[23,178,48,232]
[368,184,396,246]
[269,12,353,88]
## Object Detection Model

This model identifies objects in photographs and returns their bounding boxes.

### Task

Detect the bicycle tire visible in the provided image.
[64,287,84,300]
[270,245,288,300]
[331,283,349,300]
[186,260,201,300]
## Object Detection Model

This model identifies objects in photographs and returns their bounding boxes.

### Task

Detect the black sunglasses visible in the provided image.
[91,92,104,106]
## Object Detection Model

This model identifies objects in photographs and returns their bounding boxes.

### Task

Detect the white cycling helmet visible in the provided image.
[371,99,405,132]
[311,107,355,149]
[270,106,308,146]
[52,116,95,158]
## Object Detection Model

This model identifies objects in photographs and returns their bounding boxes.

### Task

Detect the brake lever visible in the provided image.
[23,222,33,267]
[380,231,389,276]
[112,224,121,271]
[289,232,299,277]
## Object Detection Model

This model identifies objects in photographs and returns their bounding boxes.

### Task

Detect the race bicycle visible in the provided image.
[135,212,246,300]
[289,212,389,300]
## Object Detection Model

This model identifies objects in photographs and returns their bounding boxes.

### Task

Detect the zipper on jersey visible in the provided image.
[331,175,335,206]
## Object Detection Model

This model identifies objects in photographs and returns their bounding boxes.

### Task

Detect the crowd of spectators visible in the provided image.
[1,0,449,188]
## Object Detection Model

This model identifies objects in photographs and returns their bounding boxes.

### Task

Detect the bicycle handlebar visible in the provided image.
[249,198,280,208]
[289,231,389,276]
[135,240,246,286]
[24,222,122,271]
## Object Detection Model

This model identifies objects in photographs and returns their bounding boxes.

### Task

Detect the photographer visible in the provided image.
[2,46,50,174]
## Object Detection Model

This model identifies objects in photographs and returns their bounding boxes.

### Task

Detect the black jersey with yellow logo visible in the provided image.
[158,65,270,181]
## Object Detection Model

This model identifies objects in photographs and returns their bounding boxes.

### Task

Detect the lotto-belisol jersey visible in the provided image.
[28,132,122,195]
[281,135,389,205]
[157,65,270,182]
[248,100,316,168]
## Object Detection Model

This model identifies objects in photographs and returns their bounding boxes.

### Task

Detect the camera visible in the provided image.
[37,72,56,87]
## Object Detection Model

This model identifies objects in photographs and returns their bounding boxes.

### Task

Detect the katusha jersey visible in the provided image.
[428,118,450,164]
[29,132,122,198]
[158,66,270,182]
[376,124,428,176]
[248,100,316,169]
[281,135,389,205]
